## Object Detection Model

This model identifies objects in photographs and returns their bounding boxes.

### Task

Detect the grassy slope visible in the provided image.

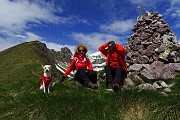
[0,41,51,92]
[0,41,180,120]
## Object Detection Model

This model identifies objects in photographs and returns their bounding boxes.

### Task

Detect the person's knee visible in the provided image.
[104,65,109,68]
[117,67,123,72]
[77,67,85,72]
[89,70,97,76]
[104,65,110,70]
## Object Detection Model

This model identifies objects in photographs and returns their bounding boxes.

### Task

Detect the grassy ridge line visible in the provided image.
[0,41,53,92]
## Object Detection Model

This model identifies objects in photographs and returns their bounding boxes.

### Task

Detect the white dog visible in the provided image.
[39,65,53,93]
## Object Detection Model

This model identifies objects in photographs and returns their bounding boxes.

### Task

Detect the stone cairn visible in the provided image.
[124,12,180,92]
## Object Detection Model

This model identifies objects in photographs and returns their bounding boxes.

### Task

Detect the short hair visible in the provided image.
[108,41,115,46]
[75,44,88,53]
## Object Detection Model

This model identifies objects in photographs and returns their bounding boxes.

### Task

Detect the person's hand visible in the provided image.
[59,76,66,82]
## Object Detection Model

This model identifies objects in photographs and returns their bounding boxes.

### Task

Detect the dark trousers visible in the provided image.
[104,65,124,88]
[74,68,97,86]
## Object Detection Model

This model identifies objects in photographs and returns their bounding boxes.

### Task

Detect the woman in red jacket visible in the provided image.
[61,44,98,89]
[99,41,127,92]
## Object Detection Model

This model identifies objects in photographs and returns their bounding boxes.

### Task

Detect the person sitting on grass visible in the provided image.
[60,44,98,89]
[99,41,128,92]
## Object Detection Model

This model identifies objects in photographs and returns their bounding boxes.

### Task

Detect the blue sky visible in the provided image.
[0,0,180,54]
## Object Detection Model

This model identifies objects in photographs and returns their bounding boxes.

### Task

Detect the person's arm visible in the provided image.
[87,58,93,71]
[99,42,108,56]
[116,44,126,58]
[63,58,76,77]
[116,44,128,73]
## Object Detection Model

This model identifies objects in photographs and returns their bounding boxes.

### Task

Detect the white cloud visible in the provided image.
[165,0,180,18]
[71,32,126,54]
[0,32,75,53]
[23,32,75,53]
[0,38,18,51]
[128,0,157,12]
[174,23,180,28]
[15,32,43,41]
[25,32,43,42]
[15,35,27,39]
[128,0,157,6]
[129,0,146,4]
[171,9,180,18]
[100,20,135,34]
[0,0,76,53]
[23,32,75,52]
[0,0,61,34]
[171,0,180,7]
[43,41,75,53]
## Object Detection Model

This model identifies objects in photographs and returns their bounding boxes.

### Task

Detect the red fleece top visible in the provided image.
[39,74,52,87]
[99,42,128,73]
[63,53,93,77]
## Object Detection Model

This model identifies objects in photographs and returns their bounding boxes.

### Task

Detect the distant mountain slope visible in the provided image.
[0,40,59,92]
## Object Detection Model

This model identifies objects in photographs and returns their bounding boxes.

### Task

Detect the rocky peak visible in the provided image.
[33,40,56,65]
[51,47,72,64]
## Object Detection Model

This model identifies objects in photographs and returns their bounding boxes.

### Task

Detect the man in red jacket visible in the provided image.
[61,44,98,89]
[99,41,127,92]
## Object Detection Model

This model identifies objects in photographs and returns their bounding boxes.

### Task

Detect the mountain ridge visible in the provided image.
[0,40,68,92]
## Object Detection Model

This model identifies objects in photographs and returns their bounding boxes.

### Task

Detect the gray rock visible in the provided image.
[169,63,180,72]
[155,44,166,53]
[137,83,156,91]
[153,81,169,88]
[128,64,143,71]
[153,82,163,89]
[163,88,171,93]
[140,61,176,80]
[137,55,149,64]
[124,78,135,86]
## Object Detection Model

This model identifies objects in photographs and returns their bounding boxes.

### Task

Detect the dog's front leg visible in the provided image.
[48,84,50,93]
[48,82,52,93]
[43,81,46,93]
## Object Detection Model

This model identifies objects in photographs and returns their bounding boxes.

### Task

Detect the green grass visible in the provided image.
[1,79,180,120]
[0,41,180,120]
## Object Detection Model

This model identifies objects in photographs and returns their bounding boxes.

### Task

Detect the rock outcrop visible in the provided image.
[33,41,56,65]
[51,47,72,64]
[125,12,180,86]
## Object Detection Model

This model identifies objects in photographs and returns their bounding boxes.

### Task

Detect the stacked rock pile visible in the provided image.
[124,12,180,91]
[126,11,180,64]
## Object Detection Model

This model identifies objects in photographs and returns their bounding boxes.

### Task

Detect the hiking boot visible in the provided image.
[68,77,74,81]
[93,84,98,89]
[87,82,98,89]
[106,82,113,92]
[113,83,120,92]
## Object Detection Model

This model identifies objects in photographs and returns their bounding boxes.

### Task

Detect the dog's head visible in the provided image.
[42,65,52,73]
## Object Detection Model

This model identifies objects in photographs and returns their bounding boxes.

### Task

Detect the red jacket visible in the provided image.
[63,53,93,77]
[99,42,128,73]
[39,74,52,87]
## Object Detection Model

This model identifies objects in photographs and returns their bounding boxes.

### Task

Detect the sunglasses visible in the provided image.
[78,50,86,53]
